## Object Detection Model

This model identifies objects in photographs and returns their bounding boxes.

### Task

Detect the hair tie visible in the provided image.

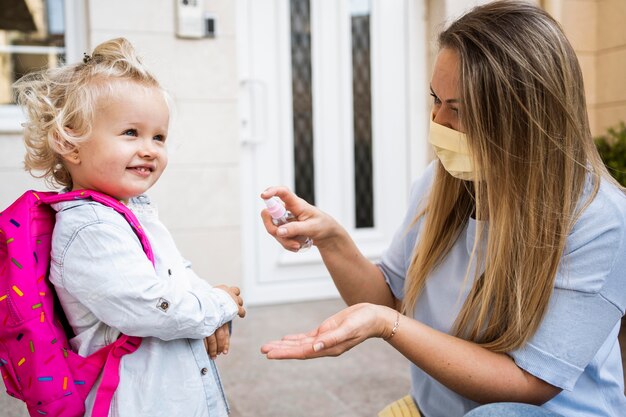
[82,53,92,64]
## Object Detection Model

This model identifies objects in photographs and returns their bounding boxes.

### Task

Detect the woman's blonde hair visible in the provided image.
[14,37,162,189]
[402,1,623,352]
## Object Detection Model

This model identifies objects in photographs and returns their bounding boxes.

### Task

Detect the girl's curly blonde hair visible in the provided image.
[14,37,162,189]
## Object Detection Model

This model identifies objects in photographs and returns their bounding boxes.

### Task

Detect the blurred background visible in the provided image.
[0,0,625,415]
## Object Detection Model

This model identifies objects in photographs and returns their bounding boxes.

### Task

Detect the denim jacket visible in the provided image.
[49,194,238,417]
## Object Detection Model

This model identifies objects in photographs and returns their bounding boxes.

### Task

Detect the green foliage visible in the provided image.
[595,121,626,187]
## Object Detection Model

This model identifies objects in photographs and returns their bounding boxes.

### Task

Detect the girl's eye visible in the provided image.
[153,134,166,142]
[123,129,138,137]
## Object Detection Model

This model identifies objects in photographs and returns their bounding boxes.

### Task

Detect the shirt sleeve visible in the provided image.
[58,220,238,340]
[377,161,436,300]
[184,262,238,319]
[510,181,626,391]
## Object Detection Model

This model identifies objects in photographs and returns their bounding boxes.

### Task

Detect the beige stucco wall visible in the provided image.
[427,0,626,137]
[549,0,626,136]
[595,0,626,135]
[0,0,242,288]
[88,0,242,286]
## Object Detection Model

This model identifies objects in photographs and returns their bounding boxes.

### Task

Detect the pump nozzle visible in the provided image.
[263,197,287,220]
[262,196,312,251]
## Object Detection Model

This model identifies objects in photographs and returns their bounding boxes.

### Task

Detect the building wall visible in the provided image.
[0,0,242,288]
[595,0,626,135]
[88,0,242,286]
[549,0,626,136]
[427,0,626,137]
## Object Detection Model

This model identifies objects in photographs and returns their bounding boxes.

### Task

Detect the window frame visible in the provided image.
[0,0,87,133]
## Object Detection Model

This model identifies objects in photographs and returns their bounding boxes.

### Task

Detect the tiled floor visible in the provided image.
[219,298,410,417]
[1,301,625,417]
[0,299,411,417]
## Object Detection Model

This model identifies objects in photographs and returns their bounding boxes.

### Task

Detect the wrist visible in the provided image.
[314,220,350,251]
[378,306,401,341]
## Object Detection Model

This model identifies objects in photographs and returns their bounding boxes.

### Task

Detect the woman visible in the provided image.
[260,1,626,416]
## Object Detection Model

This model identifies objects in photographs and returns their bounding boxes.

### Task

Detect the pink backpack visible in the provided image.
[0,190,154,417]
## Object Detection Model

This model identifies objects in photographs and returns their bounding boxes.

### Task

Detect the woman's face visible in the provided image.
[430,47,462,132]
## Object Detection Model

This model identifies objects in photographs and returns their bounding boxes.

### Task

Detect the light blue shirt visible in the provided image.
[379,162,626,417]
[49,195,238,417]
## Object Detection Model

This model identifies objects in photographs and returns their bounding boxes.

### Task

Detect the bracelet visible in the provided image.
[385,311,400,340]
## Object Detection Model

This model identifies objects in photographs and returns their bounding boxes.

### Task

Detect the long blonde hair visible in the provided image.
[14,38,162,189]
[402,1,622,352]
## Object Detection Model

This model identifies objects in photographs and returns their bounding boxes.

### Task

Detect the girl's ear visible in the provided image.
[57,128,81,165]
[61,149,80,165]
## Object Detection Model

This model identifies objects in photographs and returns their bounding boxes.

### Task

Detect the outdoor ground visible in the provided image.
[1,300,624,416]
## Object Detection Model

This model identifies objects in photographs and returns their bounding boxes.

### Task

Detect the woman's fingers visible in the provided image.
[282,332,317,341]
[261,186,305,214]
[261,331,356,360]
[260,204,308,251]
[260,303,385,360]
[260,185,343,250]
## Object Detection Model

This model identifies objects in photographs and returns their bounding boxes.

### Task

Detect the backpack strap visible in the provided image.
[88,335,142,416]
[40,190,155,266]
[40,190,153,417]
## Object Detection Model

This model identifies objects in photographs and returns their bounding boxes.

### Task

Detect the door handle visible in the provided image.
[239,79,267,146]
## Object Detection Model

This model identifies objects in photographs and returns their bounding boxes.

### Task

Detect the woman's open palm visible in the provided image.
[260,303,389,359]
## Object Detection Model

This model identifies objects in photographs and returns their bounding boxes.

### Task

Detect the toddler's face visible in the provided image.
[68,81,169,203]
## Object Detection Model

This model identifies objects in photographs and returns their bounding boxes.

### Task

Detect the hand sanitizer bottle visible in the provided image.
[263,197,312,252]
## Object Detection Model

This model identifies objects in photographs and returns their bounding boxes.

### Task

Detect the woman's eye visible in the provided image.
[123,129,138,137]
[430,93,441,105]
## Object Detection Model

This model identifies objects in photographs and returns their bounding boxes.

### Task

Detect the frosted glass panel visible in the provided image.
[290,0,315,205]
[351,0,373,228]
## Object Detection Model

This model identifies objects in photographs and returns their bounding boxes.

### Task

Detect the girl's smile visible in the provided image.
[127,164,156,177]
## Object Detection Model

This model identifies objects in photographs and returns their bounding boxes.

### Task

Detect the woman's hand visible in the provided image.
[261,186,397,309]
[204,322,231,359]
[260,186,344,251]
[260,303,398,359]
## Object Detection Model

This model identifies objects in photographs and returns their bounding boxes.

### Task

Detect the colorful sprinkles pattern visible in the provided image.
[1,190,153,415]
[0,191,87,413]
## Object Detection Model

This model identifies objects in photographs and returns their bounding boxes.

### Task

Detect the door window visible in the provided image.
[290,0,316,205]
[350,0,373,228]
[289,0,375,227]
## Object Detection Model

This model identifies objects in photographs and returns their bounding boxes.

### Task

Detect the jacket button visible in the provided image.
[201,367,208,375]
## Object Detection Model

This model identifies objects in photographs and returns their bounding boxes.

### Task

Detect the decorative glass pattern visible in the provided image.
[351,1,374,228]
[290,0,315,205]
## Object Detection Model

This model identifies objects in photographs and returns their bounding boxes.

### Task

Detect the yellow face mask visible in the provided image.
[428,120,476,181]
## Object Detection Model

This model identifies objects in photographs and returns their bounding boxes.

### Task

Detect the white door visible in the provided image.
[238,0,425,305]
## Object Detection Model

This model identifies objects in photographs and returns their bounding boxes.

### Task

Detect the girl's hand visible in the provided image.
[215,285,246,318]
[260,186,343,251]
[204,322,231,359]
[260,303,398,359]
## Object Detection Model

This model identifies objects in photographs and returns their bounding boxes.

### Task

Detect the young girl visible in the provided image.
[15,38,245,417]
[260,2,626,416]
